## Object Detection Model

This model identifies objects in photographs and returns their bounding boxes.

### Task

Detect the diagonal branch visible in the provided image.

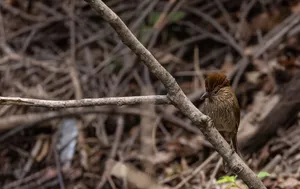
[85,0,266,188]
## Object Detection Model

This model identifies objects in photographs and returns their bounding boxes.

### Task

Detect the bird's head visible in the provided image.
[201,72,230,100]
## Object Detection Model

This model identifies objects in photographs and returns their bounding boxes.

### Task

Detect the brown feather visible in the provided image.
[202,73,239,130]
[205,72,230,93]
[202,73,241,171]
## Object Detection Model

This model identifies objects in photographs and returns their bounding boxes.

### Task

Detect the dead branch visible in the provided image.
[174,152,218,189]
[0,95,170,108]
[85,0,266,188]
[0,107,152,140]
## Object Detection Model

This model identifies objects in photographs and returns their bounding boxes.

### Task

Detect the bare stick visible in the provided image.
[0,95,170,108]
[85,1,266,188]
[206,157,223,188]
[174,152,218,189]
[97,116,124,189]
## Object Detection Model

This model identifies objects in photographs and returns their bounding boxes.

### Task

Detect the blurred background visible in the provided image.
[0,0,300,188]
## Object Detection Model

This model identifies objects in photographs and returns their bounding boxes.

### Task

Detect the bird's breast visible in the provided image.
[202,97,237,132]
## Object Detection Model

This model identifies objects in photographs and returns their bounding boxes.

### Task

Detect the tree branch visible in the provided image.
[85,0,266,188]
[0,95,170,108]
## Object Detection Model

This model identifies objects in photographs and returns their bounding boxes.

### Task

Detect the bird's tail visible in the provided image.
[232,133,239,154]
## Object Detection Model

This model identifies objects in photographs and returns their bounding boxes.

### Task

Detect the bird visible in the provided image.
[200,72,241,171]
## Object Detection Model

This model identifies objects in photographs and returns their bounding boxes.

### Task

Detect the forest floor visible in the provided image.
[0,0,300,188]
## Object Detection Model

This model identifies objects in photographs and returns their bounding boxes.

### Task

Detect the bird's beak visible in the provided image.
[200,92,209,101]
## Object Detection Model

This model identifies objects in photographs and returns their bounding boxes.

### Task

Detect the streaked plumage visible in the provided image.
[201,73,240,154]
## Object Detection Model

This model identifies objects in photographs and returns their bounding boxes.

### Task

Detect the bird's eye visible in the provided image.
[213,86,220,94]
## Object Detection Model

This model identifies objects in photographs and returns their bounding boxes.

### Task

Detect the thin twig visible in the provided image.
[110,116,124,159]
[53,134,66,189]
[97,116,124,188]
[213,0,235,32]
[175,152,218,189]
[68,0,83,99]
[0,95,171,108]
[206,157,222,188]
[184,6,244,55]
[0,107,153,142]
[193,46,205,90]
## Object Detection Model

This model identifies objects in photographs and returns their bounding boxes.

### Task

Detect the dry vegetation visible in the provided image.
[0,0,300,188]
